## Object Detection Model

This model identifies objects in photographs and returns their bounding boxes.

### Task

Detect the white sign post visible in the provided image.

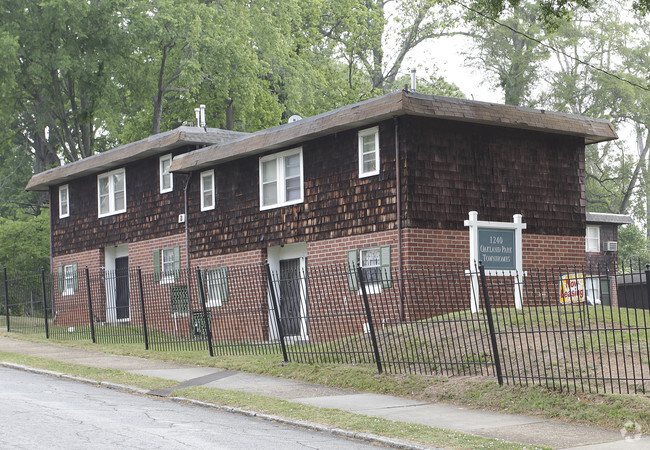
[464,211,527,313]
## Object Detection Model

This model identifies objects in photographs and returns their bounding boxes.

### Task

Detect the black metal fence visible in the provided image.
[2,261,649,394]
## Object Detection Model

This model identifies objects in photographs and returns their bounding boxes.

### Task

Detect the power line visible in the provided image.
[447,0,650,92]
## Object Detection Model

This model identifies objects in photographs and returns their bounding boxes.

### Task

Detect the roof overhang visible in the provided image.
[170,91,618,173]
[586,212,634,225]
[26,127,249,191]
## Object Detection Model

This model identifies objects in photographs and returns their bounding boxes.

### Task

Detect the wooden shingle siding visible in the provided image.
[51,147,198,257]
[401,116,585,236]
[189,121,398,258]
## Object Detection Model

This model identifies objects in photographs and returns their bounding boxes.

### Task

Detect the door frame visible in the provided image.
[104,244,130,322]
[267,243,308,341]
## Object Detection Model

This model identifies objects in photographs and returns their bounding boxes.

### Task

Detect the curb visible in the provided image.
[1,362,433,450]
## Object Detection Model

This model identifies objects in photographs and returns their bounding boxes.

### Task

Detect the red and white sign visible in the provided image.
[559,274,585,304]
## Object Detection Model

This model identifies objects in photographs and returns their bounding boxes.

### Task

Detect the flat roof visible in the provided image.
[26,127,248,191]
[586,212,634,225]
[170,90,618,173]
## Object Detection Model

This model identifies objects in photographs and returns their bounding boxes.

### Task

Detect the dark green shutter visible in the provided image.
[57,265,63,294]
[153,249,161,282]
[72,263,78,292]
[380,245,392,288]
[347,250,358,291]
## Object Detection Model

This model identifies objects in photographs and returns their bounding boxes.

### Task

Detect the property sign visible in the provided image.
[559,273,585,304]
[477,228,516,271]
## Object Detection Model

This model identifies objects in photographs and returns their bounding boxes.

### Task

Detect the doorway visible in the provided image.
[267,243,307,341]
[115,256,130,320]
[105,244,129,322]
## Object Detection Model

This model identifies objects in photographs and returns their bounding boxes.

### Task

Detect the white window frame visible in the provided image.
[159,153,173,193]
[205,267,228,307]
[200,170,215,211]
[585,276,602,305]
[359,247,382,294]
[358,127,380,178]
[59,184,69,218]
[586,225,600,253]
[97,168,126,218]
[63,264,75,296]
[259,148,304,210]
[161,247,176,284]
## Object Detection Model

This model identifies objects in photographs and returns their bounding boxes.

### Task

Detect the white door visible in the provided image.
[267,243,307,341]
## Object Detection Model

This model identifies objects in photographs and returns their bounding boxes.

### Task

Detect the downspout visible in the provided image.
[183,172,192,276]
[395,118,405,322]
[183,172,194,331]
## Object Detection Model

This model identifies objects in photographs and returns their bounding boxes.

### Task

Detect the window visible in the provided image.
[200,170,215,211]
[98,168,126,217]
[58,263,77,296]
[202,267,229,307]
[59,185,69,218]
[346,245,391,292]
[360,248,382,284]
[159,154,173,193]
[358,127,379,178]
[586,225,600,252]
[259,148,303,210]
[153,246,180,284]
[585,276,601,305]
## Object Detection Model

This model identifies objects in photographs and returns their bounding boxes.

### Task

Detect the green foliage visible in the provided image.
[0,210,50,274]
[617,224,650,264]
[466,1,551,106]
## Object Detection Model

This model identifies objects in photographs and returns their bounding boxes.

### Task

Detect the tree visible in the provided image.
[472,0,650,21]
[465,2,550,106]
[0,0,131,170]
[319,0,464,94]
[0,210,50,274]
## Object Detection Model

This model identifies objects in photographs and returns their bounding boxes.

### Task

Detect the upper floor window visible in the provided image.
[586,225,600,252]
[159,154,173,193]
[200,170,215,211]
[259,148,303,210]
[98,168,126,217]
[59,184,69,218]
[358,127,379,178]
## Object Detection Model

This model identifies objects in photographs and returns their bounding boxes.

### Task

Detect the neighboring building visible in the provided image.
[585,212,633,268]
[584,212,633,306]
[26,90,617,337]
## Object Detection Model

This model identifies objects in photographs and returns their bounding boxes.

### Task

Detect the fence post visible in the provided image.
[40,267,50,339]
[265,262,288,363]
[3,266,9,332]
[85,267,96,344]
[357,265,383,374]
[640,264,650,310]
[137,268,149,350]
[478,262,503,386]
[195,268,214,357]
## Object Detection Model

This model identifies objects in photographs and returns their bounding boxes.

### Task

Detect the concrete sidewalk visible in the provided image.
[0,335,646,449]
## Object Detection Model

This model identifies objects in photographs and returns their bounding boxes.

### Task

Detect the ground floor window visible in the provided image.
[347,245,391,292]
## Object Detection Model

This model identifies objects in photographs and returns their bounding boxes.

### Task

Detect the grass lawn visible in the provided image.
[1,329,649,438]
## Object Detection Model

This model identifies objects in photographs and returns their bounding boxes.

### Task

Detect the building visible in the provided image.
[26,90,617,337]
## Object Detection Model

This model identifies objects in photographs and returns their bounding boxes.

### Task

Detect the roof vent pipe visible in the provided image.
[200,104,206,128]
[410,68,416,92]
[194,108,201,127]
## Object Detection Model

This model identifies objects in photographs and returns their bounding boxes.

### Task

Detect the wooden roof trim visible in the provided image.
[171,91,617,173]
[26,127,248,191]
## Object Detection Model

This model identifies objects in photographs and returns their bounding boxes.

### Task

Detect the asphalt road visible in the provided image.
[0,367,378,449]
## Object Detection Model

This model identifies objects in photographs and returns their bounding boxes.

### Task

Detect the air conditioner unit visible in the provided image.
[606,241,618,252]
[178,213,186,224]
